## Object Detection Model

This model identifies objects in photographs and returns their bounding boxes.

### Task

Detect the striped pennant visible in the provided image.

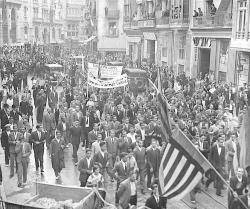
[158,92,211,201]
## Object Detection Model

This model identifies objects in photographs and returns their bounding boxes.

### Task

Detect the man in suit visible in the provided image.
[117,171,137,209]
[127,104,136,124]
[42,108,56,149]
[112,152,130,205]
[69,120,82,164]
[82,111,93,147]
[145,183,167,209]
[57,114,70,147]
[106,129,119,168]
[78,148,94,187]
[48,87,58,111]
[88,123,99,148]
[16,129,31,187]
[9,124,23,178]
[118,129,132,154]
[225,133,237,178]
[114,104,124,123]
[134,139,147,194]
[0,103,9,130]
[147,138,161,189]
[93,141,112,187]
[198,134,210,159]
[9,105,21,124]
[35,89,46,123]
[30,125,46,173]
[1,124,11,166]
[206,136,225,196]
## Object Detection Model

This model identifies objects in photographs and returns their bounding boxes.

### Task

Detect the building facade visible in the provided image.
[96,0,126,55]
[123,0,191,75]
[230,0,250,86]
[190,0,233,82]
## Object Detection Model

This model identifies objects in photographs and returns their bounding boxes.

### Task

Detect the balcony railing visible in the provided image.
[193,12,232,28]
[170,17,189,25]
[156,16,170,26]
[138,18,155,28]
[106,10,120,19]
[6,0,22,4]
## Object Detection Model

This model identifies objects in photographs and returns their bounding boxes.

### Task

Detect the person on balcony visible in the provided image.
[198,8,203,17]
[193,10,199,17]
[210,4,217,16]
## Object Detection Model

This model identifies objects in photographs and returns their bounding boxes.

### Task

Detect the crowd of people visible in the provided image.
[0,44,249,209]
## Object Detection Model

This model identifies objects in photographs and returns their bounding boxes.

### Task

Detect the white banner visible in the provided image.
[88,63,123,79]
[88,74,128,89]
[101,65,123,79]
[88,63,99,78]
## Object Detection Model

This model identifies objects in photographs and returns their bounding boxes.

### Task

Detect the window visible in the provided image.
[52,28,55,39]
[124,4,130,19]
[34,8,39,18]
[178,64,184,75]
[179,35,186,59]
[35,26,39,39]
[237,0,247,38]
[162,47,167,57]
[58,28,61,38]
[24,26,28,35]
[108,22,118,36]
[24,6,28,19]
[218,71,226,82]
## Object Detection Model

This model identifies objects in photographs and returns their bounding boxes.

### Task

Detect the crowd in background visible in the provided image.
[0,44,248,209]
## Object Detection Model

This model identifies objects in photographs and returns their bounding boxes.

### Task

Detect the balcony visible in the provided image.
[106,10,120,19]
[156,16,169,27]
[193,12,232,28]
[170,17,189,26]
[6,0,22,4]
[138,18,155,28]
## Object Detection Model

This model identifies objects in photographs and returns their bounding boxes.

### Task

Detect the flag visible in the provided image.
[158,93,211,201]
[239,106,250,170]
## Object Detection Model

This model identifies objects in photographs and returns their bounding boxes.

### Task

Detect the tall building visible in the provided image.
[63,0,85,42]
[123,0,191,75]
[96,0,126,55]
[190,0,233,81]
[230,0,250,86]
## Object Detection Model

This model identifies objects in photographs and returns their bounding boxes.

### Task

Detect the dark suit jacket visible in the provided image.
[134,147,147,169]
[117,178,135,209]
[9,132,23,154]
[106,137,118,156]
[112,161,129,183]
[93,151,111,173]
[147,148,161,172]
[1,130,9,148]
[114,110,124,123]
[145,195,167,209]
[69,126,82,145]
[78,157,94,182]
[88,130,98,145]
[30,130,46,150]
[209,144,225,171]
[0,109,9,130]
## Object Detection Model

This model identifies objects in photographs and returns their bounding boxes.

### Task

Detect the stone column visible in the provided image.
[16,9,22,43]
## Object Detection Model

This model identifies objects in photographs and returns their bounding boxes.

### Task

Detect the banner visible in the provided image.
[100,65,123,79]
[87,63,123,79]
[88,74,128,89]
[88,63,99,78]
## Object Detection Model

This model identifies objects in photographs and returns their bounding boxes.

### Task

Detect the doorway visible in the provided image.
[199,48,211,79]
[147,40,155,64]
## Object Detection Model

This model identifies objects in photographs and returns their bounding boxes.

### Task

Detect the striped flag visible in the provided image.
[158,93,211,200]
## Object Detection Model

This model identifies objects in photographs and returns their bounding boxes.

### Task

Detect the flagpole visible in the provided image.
[150,78,249,209]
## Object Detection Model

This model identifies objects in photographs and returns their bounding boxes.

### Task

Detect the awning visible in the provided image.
[83,36,97,44]
[126,36,141,43]
[143,32,156,40]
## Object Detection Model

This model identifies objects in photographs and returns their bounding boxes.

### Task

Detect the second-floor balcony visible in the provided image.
[138,18,155,28]
[193,11,232,28]
[156,16,170,26]
[106,9,120,19]
[6,0,22,4]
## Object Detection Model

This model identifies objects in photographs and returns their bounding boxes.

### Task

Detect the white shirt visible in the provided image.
[153,195,159,203]
[86,157,91,168]
[100,151,105,158]
[217,144,221,155]
[121,161,126,170]
[130,181,136,196]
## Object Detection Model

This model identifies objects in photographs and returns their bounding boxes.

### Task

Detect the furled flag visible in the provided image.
[158,92,211,201]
